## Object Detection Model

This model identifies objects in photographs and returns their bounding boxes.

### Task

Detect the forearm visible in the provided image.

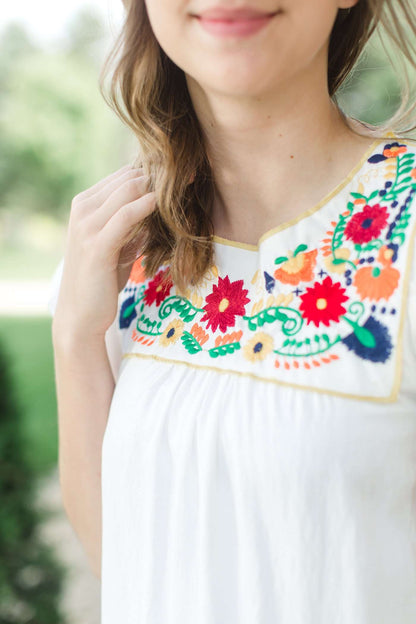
[51,324,115,579]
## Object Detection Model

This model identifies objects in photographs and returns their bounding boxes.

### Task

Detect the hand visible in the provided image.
[52,164,157,341]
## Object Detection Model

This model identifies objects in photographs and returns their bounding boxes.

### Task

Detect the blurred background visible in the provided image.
[0,2,415,623]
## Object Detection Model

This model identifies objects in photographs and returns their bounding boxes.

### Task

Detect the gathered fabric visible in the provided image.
[100,133,416,623]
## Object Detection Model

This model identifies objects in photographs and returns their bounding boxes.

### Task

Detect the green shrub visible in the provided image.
[0,338,66,624]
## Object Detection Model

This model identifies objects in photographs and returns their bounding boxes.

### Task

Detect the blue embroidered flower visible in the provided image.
[341,315,393,362]
[119,295,138,329]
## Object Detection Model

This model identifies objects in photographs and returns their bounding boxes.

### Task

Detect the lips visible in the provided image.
[193,7,279,20]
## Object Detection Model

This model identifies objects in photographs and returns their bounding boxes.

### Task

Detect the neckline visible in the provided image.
[211,131,398,252]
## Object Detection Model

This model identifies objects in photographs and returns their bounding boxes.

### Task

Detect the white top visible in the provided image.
[49,133,416,624]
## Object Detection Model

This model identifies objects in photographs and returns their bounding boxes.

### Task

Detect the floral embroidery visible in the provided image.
[243,331,274,362]
[159,319,184,346]
[298,275,349,328]
[199,275,250,333]
[119,139,416,387]
[273,245,318,285]
[344,204,389,244]
[144,268,173,306]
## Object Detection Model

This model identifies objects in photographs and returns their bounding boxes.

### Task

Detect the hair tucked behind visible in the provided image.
[99,0,416,295]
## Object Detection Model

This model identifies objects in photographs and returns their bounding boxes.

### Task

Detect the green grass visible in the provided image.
[0,316,58,476]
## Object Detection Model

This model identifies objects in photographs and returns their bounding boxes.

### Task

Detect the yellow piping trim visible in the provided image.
[211,130,402,251]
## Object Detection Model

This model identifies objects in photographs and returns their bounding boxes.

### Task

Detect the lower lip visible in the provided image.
[195,14,276,37]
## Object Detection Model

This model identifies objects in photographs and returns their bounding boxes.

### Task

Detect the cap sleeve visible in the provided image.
[408,229,416,358]
[47,259,124,382]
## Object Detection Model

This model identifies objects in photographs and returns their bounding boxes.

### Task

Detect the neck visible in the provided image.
[185,48,377,245]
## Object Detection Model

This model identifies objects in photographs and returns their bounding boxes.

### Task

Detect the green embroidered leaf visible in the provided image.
[347,201,354,210]
[159,296,201,323]
[137,313,163,336]
[122,285,145,318]
[331,258,346,265]
[244,307,303,335]
[353,324,376,348]
[274,256,288,265]
[391,231,406,245]
[274,331,339,357]
[360,239,383,252]
[208,342,241,358]
[368,190,379,200]
[350,192,367,200]
[332,214,348,250]
[293,244,308,257]
[181,331,203,354]
[389,185,414,195]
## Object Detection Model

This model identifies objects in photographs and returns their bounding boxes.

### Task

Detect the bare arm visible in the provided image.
[51,164,156,579]
[51,328,114,579]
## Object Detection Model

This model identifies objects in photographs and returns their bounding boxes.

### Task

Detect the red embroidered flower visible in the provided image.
[143,268,173,306]
[200,275,250,333]
[299,275,349,328]
[344,204,389,244]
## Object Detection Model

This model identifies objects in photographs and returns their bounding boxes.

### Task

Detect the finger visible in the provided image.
[88,174,151,231]
[99,191,157,255]
[77,164,144,200]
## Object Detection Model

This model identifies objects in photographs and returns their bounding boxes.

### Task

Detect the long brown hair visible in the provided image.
[99,0,416,295]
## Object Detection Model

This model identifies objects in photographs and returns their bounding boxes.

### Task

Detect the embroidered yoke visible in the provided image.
[100,133,416,624]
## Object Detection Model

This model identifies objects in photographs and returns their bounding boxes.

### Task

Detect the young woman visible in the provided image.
[50,0,416,622]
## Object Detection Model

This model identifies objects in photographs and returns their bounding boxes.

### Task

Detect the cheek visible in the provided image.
[145,0,188,64]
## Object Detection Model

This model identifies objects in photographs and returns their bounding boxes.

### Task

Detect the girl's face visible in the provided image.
[144,1,357,99]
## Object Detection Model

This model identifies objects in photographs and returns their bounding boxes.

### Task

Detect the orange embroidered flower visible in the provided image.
[411,168,416,180]
[377,245,395,267]
[242,331,274,362]
[274,249,318,285]
[129,256,146,284]
[353,265,400,301]
[383,144,407,158]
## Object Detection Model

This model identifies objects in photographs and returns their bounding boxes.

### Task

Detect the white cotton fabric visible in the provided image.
[101,271,416,624]
[48,134,416,624]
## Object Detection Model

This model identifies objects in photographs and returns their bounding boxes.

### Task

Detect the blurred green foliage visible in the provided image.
[0,317,58,475]
[0,21,130,221]
[0,337,66,624]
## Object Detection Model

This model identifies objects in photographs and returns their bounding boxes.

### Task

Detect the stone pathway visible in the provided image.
[35,467,101,624]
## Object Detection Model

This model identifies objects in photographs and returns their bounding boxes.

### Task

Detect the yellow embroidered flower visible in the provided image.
[159,319,185,346]
[323,247,351,274]
[242,331,274,363]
